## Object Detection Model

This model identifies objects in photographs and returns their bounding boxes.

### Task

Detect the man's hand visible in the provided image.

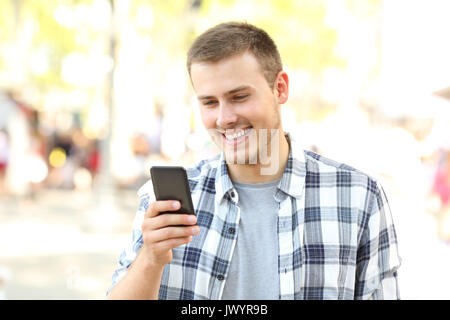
[140,200,200,268]
[107,200,198,300]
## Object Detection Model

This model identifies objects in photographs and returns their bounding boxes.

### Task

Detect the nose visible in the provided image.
[216,103,238,129]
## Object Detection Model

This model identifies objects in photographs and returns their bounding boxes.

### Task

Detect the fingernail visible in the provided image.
[173,201,179,209]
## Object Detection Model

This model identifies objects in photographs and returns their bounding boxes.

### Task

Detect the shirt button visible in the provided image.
[230,191,235,198]
[217,274,225,281]
[228,227,236,235]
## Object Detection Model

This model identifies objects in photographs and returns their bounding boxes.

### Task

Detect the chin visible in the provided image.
[223,146,259,165]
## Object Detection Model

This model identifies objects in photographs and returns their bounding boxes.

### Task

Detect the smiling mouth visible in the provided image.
[221,126,253,145]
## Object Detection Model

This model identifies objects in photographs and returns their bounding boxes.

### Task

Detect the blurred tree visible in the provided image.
[0,0,113,90]
[196,0,344,72]
[0,1,13,70]
[20,1,76,88]
[0,0,381,121]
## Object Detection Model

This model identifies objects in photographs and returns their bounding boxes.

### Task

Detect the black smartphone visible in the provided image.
[150,166,195,219]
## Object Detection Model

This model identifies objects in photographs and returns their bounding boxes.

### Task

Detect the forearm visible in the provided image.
[107,250,164,300]
[367,271,400,300]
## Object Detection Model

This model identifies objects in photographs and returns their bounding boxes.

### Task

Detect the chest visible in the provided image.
[159,187,361,299]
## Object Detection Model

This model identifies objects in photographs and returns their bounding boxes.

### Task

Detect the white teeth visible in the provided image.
[224,127,252,140]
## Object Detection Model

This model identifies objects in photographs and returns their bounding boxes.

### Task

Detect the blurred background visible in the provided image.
[0,0,449,300]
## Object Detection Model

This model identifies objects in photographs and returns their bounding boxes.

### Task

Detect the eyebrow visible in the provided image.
[197,85,251,100]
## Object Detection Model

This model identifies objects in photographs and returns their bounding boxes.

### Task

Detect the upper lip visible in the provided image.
[219,126,252,135]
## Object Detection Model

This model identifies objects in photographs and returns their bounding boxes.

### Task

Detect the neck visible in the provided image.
[227,132,290,184]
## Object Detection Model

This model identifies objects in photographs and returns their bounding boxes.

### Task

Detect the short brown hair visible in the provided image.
[187,21,283,88]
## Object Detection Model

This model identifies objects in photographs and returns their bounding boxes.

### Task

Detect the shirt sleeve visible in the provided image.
[106,180,154,296]
[355,181,402,300]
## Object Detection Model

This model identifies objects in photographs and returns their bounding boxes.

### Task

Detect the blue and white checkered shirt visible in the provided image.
[108,133,401,299]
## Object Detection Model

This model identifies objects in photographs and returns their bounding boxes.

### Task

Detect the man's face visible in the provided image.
[190,51,285,164]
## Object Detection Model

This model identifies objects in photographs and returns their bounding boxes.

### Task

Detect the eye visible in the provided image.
[233,94,248,101]
[203,100,217,106]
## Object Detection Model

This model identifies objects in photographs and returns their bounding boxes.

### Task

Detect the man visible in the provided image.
[107,22,401,300]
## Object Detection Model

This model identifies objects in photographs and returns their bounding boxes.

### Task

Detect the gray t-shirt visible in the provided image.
[221,178,281,300]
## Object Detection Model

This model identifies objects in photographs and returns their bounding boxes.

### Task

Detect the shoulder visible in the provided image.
[304,149,357,173]
[303,149,379,192]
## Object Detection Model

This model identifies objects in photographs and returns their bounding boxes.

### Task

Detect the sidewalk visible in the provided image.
[0,188,139,299]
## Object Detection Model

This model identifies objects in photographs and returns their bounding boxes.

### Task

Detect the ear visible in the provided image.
[273,71,289,104]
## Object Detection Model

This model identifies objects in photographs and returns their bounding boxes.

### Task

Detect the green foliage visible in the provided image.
[197,0,346,73]
[0,1,12,39]
[24,1,80,87]
[0,1,12,69]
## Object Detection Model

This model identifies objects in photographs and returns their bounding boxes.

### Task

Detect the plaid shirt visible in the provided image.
[108,133,401,299]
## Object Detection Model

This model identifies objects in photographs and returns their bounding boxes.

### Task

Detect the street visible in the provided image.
[0,188,137,299]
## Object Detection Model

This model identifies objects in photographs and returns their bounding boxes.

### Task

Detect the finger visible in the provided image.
[147,214,197,230]
[153,236,193,251]
[147,225,200,243]
[146,200,180,218]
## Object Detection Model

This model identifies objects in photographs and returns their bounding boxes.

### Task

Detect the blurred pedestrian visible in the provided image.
[86,140,100,179]
[0,130,9,195]
[432,150,450,207]
[432,150,450,241]
[0,90,32,196]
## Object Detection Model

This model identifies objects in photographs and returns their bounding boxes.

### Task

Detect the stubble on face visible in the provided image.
[191,51,285,169]
[221,98,282,167]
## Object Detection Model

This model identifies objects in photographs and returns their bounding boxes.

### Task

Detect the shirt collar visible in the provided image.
[277,132,307,200]
[214,131,307,205]
[214,153,235,205]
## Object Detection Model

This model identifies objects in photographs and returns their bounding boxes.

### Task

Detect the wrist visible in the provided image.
[135,246,166,273]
